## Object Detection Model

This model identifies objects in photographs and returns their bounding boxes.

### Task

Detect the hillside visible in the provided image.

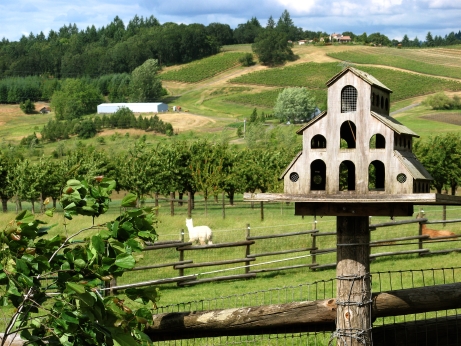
[1,44,461,156]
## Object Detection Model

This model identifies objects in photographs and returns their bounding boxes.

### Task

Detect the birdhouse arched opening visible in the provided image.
[340,121,356,149]
[368,160,385,191]
[370,134,385,149]
[339,160,356,191]
[341,85,357,113]
[310,159,326,191]
[311,134,327,149]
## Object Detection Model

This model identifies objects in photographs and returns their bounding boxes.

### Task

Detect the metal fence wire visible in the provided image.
[151,266,461,346]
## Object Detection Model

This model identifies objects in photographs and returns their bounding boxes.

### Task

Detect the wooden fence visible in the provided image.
[107,217,461,292]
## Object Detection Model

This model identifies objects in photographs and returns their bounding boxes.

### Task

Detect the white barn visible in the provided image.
[97,103,168,114]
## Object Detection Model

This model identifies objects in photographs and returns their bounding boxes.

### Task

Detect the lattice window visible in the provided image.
[341,86,357,113]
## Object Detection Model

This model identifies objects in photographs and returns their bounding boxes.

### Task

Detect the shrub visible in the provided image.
[422,92,461,110]
[19,99,35,114]
[239,53,255,67]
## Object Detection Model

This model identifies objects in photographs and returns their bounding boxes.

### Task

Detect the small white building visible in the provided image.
[97,103,168,114]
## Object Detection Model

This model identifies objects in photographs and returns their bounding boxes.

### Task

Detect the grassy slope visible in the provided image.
[327,46,461,79]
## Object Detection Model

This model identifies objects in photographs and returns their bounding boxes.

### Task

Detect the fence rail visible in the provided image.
[109,216,461,292]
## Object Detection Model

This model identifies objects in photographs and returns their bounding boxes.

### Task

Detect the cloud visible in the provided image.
[0,0,459,41]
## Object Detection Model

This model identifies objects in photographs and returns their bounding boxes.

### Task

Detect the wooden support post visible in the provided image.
[260,201,264,221]
[443,204,447,227]
[311,233,317,267]
[170,192,174,216]
[178,230,185,278]
[187,191,192,219]
[335,216,371,346]
[245,224,251,274]
[222,191,225,220]
[418,221,423,253]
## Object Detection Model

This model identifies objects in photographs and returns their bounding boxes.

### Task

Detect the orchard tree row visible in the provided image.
[0,139,293,214]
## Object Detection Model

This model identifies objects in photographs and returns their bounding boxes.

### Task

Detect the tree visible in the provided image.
[19,99,35,114]
[414,134,461,194]
[75,119,97,139]
[273,87,316,123]
[266,16,276,29]
[51,79,103,120]
[425,31,435,47]
[252,28,294,66]
[129,59,163,102]
[401,34,410,47]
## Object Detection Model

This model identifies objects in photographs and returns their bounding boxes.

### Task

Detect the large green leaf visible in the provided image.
[114,253,135,269]
[121,193,137,207]
[66,282,86,294]
[90,235,105,255]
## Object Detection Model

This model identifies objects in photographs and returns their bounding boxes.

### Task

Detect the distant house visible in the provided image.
[298,40,307,45]
[39,107,51,114]
[97,103,168,114]
[330,33,352,43]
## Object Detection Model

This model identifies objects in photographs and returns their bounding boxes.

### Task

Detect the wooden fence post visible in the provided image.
[245,224,251,274]
[418,220,424,255]
[260,201,264,221]
[170,192,174,216]
[335,216,372,346]
[187,191,192,219]
[179,229,185,277]
[222,191,225,220]
[443,205,447,227]
[311,220,317,267]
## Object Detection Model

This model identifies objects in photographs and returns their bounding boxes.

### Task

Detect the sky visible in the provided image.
[0,0,460,42]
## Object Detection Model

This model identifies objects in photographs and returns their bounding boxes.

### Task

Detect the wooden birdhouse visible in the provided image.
[247,67,461,217]
[282,66,432,195]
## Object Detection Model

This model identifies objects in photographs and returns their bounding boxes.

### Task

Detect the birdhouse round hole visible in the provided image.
[289,172,299,182]
[313,174,323,185]
[397,173,407,183]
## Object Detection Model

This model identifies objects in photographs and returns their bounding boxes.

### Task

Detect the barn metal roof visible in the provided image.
[326,67,393,93]
[394,150,433,180]
[371,112,419,137]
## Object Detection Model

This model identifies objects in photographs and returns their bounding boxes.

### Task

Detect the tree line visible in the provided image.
[0,139,293,214]
[2,11,459,79]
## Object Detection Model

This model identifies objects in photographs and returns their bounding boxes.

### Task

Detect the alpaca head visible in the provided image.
[186,218,193,229]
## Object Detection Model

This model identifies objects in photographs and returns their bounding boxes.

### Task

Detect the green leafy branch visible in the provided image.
[0,177,159,346]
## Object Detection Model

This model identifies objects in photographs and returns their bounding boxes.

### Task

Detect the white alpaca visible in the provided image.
[186,218,213,245]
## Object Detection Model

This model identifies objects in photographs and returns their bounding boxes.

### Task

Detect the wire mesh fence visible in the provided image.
[151,266,461,345]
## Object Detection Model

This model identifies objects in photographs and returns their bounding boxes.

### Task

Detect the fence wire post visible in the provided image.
[179,229,185,278]
[245,224,251,274]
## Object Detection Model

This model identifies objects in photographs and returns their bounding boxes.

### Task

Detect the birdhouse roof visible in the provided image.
[326,67,392,93]
[371,111,419,137]
[279,151,302,180]
[296,111,327,134]
[395,150,433,180]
